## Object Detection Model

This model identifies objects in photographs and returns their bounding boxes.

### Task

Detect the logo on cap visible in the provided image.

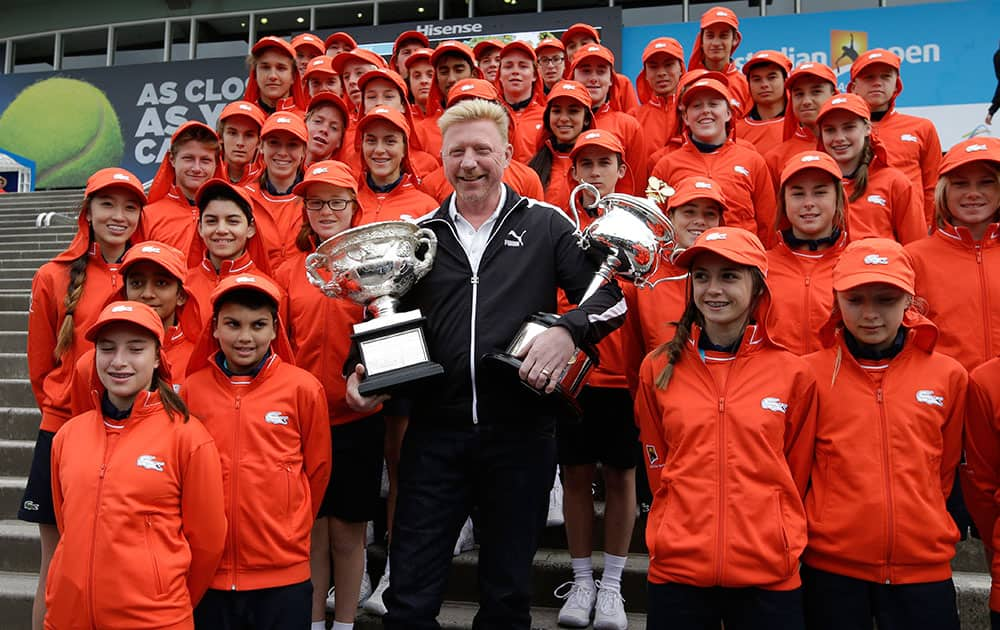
[276,116,292,124]
[655,43,666,49]
[112,173,131,182]
[694,80,710,87]
[584,132,601,140]
[867,194,887,207]
[967,144,989,152]
[560,83,576,90]
[799,63,815,70]
[140,246,161,253]
[868,52,883,59]
[460,83,475,91]
[705,232,728,241]
[801,155,821,162]
[830,97,848,105]
[311,58,325,66]
[863,254,889,265]
[235,276,257,283]
[374,107,390,114]
[239,104,253,111]
[111,305,134,313]
[694,181,713,189]
[756,53,770,58]
[716,10,728,16]
[312,167,329,175]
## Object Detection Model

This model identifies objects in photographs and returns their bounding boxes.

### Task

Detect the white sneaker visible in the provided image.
[593,581,627,630]
[362,570,391,616]
[325,571,374,611]
[453,516,475,556]
[554,580,596,627]
[547,477,565,527]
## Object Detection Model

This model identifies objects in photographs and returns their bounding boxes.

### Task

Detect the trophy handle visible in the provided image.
[569,182,601,238]
[412,228,438,280]
[305,252,342,298]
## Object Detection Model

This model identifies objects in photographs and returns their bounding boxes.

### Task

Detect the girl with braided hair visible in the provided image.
[21,167,145,629]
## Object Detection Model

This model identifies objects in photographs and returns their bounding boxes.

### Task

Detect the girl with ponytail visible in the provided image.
[21,167,145,629]
[634,227,819,629]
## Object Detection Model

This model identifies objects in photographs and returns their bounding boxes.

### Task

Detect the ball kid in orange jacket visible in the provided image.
[47,301,226,629]
[687,6,752,116]
[303,55,344,100]
[217,101,266,187]
[560,23,639,115]
[404,48,439,156]
[905,137,1000,373]
[735,50,792,156]
[630,37,685,155]
[495,40,548,159]
[357,68,439,174]
[634,227,818,626]
[801,239,965,629]
[304,91,351,168]
[815,93,926,244]
[248,112,309,261]
[766,151,849,356]
[651,78,778,247]
[415,41,483,164]
[243,36,308,116]
[848,49,942,224]
[182,273,331,597]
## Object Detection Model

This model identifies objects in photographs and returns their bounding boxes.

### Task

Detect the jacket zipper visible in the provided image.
[976,244,992,360]
[90,431,119,627]
[876,385,895,584]
[802,274,811,349]
[231,395,241,590]
[715,395,726,585]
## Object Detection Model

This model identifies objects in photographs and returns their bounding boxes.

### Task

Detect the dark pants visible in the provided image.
[801,564,960,630]
[647,580,805,630]
[382,422,557,630]
[193,579,312,630]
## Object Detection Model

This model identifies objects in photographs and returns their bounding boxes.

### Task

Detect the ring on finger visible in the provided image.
[540,368,551,377]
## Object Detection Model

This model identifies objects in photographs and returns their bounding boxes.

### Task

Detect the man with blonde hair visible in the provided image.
[347,97,626,629]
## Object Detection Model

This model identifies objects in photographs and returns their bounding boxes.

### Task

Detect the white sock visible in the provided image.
[383,553,390,577]
[331,622,353,630]
[601,552,627,593]
[310,622,327,630]
[571,556,594,587]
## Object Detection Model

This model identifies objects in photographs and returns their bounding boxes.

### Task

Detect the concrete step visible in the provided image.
[0,312,28,329]
[0,570,36,630]
[0,269,49,281]
[0,477,28,520]
[954,536,989,573]
[0,296,30,311]
[0,407,41,442]
[0,251,61,264]
[0,354,29,378]
[0,226,77,237]
[354,601,648,629]
[0,233,74,245]
[0,333,27,354]
[0,520,39,574]
[0,279,37,291]
[0,259,50,271]
[0,440,33,479]
[0,379,33,408]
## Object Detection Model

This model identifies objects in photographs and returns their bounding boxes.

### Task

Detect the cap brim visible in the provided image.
[831,272,913,293]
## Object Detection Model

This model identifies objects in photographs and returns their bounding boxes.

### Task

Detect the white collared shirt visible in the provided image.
[449,186,507,272]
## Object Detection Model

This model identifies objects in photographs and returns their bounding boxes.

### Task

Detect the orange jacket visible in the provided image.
[539,147,573,209]
[611,73,641,114]
[143,188,200,253]
[29,249,124,432]
[509,100,547,163]
[628,95,678,155]
[356,173,440,224]
[764,127,816,191]
[47,391,226,629]
[413,111,443,162]
[960,356,1000,609]
[765,233,847,356]
[802,315,965,584]
[905,223,1000,372]
[620,261,688,395]
[841,150,927,244]
[871,109,941,224]
[183,252,272,335]
[735,116,784,157]
[592,104,648,196]
[418,160,544,204]
[651,140,777,247]
[275,249,371,426]
[635,323,817,589]
[247,183,304,261]
[182,353,330,591]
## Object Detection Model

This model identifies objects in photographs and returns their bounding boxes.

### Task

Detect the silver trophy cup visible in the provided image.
[305,220,443,395]
[483,183,675,415]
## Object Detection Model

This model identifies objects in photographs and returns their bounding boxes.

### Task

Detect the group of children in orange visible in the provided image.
[17,5,1000,630]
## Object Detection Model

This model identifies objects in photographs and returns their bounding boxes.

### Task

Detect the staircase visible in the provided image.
[0,189,993,629]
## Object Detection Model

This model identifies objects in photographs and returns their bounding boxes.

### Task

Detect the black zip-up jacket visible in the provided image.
[401,185,626,427]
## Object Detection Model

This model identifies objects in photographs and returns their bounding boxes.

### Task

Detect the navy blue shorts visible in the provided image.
[318,413,384,522]
[18,430,56,525]
[557,386,639,469]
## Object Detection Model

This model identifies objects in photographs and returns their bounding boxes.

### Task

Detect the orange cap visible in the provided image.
[674,227,767,275]
[569,129,624,162]
[324,32,357,51]
[700,6,739,29]
[667,176,728,213]
[680,77,733,107]
[403,47,434,70]
[642,37,684,65]
[939,137,1000,177]
[474,39,504,60]
[447,78,500,106]
[785,61,837,90]
[849,48,901,81]
[332,47,388,75]
[252,36,296,60]
[535,38,565,54]
[120,241,187,283]
[291,33,325,56]
[212,273,282,309]
[85,300,165,344]
[741,50,793,76]
[307,91,351,130]
[500,40,537,62]
[569,44,615,74]
[358,68,408,100]
[561,23,601,46]
[545,80,592,109]
[779,151,842,189]
[357,105,410,137]
[293,159,358,197]
[303,55,338,81]
[431,40,476,68]
[261,112,308,144]
[86,167,146,203]
[194,178,256,215]
[815,93,870,127]
[147,120,222,204]
[832,238,915,293]
[219,100,266,129]
[394,30,430,51]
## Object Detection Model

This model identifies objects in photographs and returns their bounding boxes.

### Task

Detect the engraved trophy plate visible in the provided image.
[305,220,444,395]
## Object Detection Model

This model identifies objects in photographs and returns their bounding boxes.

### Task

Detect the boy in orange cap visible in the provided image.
[497,41,547,150]
[357,68,439,173]
[651,77,777,246]
[536,38,567,93]
[474,39,503,83]
[47,300,226,629]
[413,41,482,159]
[801,239,965,630]
[570,44,648,195]
[292,33,326,75]
[144,121,223,252]
[249,112,309,259]
[304,56,344,98]
[325,32,357,57]
[333,48,389,117]
[735,50,792,155]
[243,36,308,115]
[849,48,941,223]
[560,23,639,114]
[391,30,430,78]
[687,6,751,115]
[305,91,351,166]
[631,37,685,153]
[218,100,266,186]
[185,273,330,629]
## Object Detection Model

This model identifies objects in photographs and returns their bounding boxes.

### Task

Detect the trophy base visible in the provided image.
[358,361,445,396]
[480,352,584,419]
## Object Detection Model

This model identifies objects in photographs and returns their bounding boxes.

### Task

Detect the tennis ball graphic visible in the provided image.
[0,78,124,188]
